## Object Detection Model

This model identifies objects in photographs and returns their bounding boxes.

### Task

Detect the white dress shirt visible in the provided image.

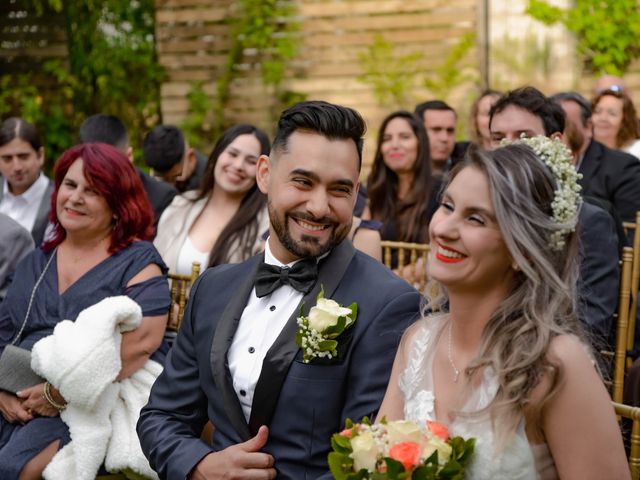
[0,173,49,233]
[227,239,305,422]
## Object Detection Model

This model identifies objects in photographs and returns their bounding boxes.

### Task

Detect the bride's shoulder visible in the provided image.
[546,334,595,370]
[529,334,596,403]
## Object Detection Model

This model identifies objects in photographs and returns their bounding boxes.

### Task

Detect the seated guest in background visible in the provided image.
[414,100,458,174]
[551,91,640,226]
[79,114,177,225]
[143,125,206,192]
[154,124,271,275]
[489,86,620,348]
[365,111,438,244]
[0,118,53,246]
[378,142,629,479]
[0,143,170,479]
[137,100,422,480]
[0,213,33,300]
[592,88,640,159]
[468,89,502,149]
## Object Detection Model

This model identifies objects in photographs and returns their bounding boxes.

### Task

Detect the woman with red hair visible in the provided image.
[0,143,170,479]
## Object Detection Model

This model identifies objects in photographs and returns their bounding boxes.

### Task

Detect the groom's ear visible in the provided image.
[256,154,271,194]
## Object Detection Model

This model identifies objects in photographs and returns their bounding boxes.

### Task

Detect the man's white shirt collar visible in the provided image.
[3,173,47,204]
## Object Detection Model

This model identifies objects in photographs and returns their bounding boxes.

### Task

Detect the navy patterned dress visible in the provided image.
[0,241,170,478]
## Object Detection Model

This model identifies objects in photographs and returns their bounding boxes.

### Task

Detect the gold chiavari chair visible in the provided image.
[380,241,430,291]
[611,247,634,403]
[623,211,640,364]
[614,401,640,480]
[167,261,201,333]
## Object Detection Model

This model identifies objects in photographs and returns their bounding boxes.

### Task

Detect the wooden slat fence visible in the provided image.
[155,0,479,166]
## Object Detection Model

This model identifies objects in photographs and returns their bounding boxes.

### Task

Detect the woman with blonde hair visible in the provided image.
[378,139,628,478]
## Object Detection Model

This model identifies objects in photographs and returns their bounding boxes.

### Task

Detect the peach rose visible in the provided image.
[389,441,422,471]
[427,420,449,441]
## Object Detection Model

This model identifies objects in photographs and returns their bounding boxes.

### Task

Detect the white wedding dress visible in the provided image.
[399,318,558,480]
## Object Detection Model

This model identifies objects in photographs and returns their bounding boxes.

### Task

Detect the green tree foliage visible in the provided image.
[423,32,477,99]
[357,32,477,109]
[1,0,164,163]
[182,0,304,147]
[357,34,423,109]
[527,0,640,75]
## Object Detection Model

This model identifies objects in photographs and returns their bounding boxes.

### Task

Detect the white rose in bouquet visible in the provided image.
[350,431,380,472]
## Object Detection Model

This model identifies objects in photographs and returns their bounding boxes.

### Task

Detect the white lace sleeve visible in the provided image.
[398,319,441,422]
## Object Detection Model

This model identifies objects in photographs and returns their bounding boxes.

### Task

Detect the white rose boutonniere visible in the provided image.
[295,286,357,363]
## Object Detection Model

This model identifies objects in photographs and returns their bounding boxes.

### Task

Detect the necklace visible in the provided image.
[447,321,461,383]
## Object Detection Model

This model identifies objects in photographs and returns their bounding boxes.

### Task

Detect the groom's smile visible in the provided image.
[257,130,359,264]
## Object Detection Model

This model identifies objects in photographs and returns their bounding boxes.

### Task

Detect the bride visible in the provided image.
[378,140,629,479]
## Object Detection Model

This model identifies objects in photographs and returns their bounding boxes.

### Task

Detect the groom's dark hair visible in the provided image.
[272,100,366,170]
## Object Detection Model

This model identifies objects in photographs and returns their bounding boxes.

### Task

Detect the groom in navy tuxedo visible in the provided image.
[137,101,422,479]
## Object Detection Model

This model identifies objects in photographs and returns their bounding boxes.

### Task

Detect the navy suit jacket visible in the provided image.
[578,202,620,346]
[580,140,640,224]
[137,240,422,479]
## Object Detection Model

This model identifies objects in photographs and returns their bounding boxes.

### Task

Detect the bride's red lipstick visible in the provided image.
[434,244,466,264]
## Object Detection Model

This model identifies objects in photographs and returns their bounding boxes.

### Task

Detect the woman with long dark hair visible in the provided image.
[365,111,439,244]
[154,124,270,273]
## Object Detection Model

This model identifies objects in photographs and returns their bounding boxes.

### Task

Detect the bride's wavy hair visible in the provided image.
[426,144,586,446]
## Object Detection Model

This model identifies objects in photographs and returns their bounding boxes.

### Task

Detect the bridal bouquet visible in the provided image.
[329,418,475,479]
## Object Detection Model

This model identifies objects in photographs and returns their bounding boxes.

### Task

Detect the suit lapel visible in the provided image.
[210,255,262,441]
[248,240,357,435]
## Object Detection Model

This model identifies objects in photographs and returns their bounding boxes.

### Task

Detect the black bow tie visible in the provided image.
[254,257,318,298]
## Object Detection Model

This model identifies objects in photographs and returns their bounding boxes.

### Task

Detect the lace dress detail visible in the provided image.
[399,318,557,480]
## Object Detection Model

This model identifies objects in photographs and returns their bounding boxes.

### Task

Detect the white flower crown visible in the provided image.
[501,135,582,250]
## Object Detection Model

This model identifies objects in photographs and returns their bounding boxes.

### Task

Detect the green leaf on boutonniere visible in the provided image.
[324,314,347,337]
[318,339,338,352]
[347,302,358,327]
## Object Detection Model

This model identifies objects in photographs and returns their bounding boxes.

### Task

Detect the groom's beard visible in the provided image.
[268,201,352,259]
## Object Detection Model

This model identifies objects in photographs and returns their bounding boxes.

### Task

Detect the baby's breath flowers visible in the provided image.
[504,135,582,250]
[295,286,357,363]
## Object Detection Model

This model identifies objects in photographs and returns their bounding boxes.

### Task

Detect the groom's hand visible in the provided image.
[189,425,276,479]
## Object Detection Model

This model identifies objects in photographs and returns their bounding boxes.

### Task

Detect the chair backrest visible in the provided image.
[380,240,430,291]
[625,211,640,359]
[167,261,201,332]
[613,247,634,403]
[613,401,640,480]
